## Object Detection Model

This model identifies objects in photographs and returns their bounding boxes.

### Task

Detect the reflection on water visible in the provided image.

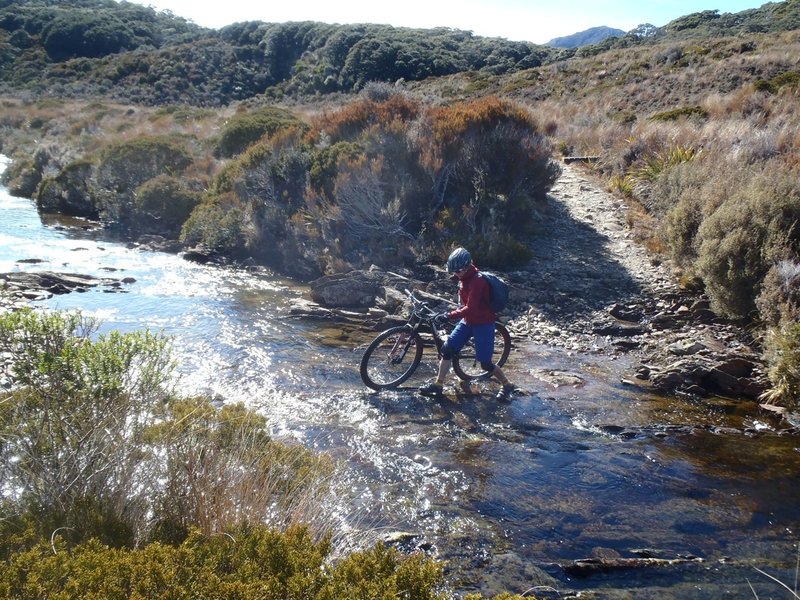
[2,160,800,598]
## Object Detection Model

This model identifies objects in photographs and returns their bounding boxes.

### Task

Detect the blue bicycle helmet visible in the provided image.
[446,247,472,273]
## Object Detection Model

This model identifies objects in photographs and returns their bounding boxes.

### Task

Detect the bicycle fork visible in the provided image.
[388,329,414,364]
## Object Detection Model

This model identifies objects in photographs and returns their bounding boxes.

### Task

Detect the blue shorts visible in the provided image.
[445,320,496,363]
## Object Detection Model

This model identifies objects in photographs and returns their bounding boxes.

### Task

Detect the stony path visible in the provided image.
[506,162,678,346]
[504,162,768,400]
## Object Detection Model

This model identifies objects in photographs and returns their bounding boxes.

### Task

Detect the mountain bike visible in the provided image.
[359,289,511,391]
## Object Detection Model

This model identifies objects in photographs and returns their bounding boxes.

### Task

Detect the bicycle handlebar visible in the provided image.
[403,289,439,319]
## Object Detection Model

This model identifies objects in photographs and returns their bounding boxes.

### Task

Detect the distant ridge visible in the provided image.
[546,25,625,48]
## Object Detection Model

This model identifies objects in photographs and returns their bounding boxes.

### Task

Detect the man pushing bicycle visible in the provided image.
[419,247,518,401]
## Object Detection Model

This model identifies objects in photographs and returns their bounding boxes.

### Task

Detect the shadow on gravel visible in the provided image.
[514,192,644,323]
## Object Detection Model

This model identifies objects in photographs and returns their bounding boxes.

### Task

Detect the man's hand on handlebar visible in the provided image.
[433,312,450,328]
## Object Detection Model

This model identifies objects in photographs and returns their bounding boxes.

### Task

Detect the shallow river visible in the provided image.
[2,156,799,598]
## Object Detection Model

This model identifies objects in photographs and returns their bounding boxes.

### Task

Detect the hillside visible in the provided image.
[546,25,626,49]
[0,0,798,105]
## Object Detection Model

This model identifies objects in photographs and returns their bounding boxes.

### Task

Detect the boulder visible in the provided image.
[310,271,382,308]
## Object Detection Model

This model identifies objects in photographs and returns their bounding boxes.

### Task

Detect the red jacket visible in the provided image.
[447,264,496,325]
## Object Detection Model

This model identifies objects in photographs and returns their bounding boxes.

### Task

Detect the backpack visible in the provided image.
[480,271,509,313]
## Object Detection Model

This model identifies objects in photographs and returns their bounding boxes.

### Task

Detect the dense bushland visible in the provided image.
[2,1,799,107]
[185,92,559,275]
[0,91,560,277]
[0,0,556,105]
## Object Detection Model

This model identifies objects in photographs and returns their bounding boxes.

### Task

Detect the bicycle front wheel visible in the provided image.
[360,326,424,390]
[452,322,512,381]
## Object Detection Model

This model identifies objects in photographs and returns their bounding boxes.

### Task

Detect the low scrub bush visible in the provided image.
[147,397,335,539]
[96,135,193,193]
[649,106,708,122]
[36,159,98,217]
[756,259,800,327]
[180,193,250,255]
[754,70,800,94]
[0,310,175,543]
[414,96,560,265]
[694,163,800,319]
[133,174,202,236]
[0,525,448,600]
[0,310,349,550]
[215,107,306,158]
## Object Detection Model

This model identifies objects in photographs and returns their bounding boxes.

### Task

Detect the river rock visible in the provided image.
[609,303,643,322]
[136,234,184,253]
[668,340,707,356]
[310,271,382,308]
[1,271,134,308]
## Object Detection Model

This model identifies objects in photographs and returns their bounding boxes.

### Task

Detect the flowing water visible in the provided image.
[2,156,800,598]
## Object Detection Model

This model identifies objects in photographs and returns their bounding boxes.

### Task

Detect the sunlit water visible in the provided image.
[2,155,799,598]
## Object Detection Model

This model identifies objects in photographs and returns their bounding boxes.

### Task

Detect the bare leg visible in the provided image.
[492,364,511,386]
[435,357,452,384]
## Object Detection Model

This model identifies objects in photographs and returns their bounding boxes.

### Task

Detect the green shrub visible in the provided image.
[0,309,345,548]
[648,106,708,122]
[215,107,306,158]
[0,310,175,541]
[95,135,194,228]
[35,159,98,218]
[754,70,800,94]
[309,141,364,197]
[694,165,800,319]
[42,11,135,61]
[0,157,41,198]
[180,193,250,255]
[96,135,193,193]
[0,526,447,600]
[133,174,202,236]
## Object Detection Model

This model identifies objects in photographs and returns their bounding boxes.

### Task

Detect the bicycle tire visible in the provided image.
[360,326,424,390]
[452,322,512,381]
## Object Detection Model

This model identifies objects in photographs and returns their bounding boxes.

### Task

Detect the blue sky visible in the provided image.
[126,0,776,44]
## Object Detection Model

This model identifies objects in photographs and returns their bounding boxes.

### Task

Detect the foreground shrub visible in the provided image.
[0,310,174,543]
[0,525,447,600]
[0,310,348,548]
[148,397,335,540]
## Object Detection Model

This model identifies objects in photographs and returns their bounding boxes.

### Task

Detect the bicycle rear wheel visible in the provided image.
[452,322,512,380]
[360,326,424,390]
